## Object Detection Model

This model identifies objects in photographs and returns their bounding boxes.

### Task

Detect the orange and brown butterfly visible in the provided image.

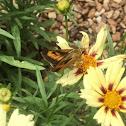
[41,48,85,72]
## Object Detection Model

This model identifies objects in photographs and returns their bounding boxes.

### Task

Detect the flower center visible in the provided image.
[76,55,97,74]
[104,90,123,110]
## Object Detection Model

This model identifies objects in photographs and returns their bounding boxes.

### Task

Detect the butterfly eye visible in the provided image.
[82,50,85,54]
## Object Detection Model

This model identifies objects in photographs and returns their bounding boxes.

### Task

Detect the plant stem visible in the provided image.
[65,14,68,42]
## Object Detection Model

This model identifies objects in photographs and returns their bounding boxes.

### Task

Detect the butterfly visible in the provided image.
[41,48,85,72]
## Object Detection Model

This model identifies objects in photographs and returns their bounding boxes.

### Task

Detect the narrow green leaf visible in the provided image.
[36,67,48,107]
[30,26,50,42]
[0,55,44,70]
[14,18,23,29]
[0,28,15,39]
[11,25,21,57]
[40,19,55,27]
[106,24,115,56]
[67,13,78,26]
[28,32,39,50]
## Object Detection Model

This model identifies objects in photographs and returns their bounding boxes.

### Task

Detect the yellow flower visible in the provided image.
[80,61,126,126]
[56,27,126,86]
[0,104,35,126]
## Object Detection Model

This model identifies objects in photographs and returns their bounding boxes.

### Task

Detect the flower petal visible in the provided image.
[80,31,89,52]
[94,106,111,125]
[83,75,92,89]
[56,68,83,86]
[120,104,126,113]
[0,105,6,126]
[85,67,107,95]
[56,36,72,49]
[105,61,124,90]
[80,89,103,107]
[97,54,126,69]
[116,76,126,96]
[8,109,34,126]
[89,27,107,59]
[111,111,125,126]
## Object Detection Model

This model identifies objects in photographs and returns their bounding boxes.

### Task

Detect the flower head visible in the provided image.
[0,104,35,126]
[80,62,126,126]
[56,27,126,86]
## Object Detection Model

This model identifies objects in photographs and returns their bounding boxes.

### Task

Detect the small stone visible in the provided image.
[104,10,114,18]
[113,0,122,3]
[75,13,82,19]
[88,19,93,26]
[73,5,82,13]
[96,2,102,12]
[51,21,61,29]
[120,22,126,28]
[48,12,56,19]
[91,23,97,31]
[53,29,59,34]
[82,8,89,15]
[107,19,117,26]
[86,0,96,6]
[112,10,120,19]
[79,21,90,28]
[96,22,106,33]
[124,5,126,14]
[96,16,102,23]
[103,0,110,11]
[112,32,121,41]
[57,15,63,21]
[120,0,126,6]
[123,16,126,25]
[78,18,83,23]
[95,8,105,17]
[111,2,120,8]
[60,25,64,30]
[101,14,107,23]
[110,25,116,33]
[88,8,96,18]
[88,28,93,34]
[116,18,121,23]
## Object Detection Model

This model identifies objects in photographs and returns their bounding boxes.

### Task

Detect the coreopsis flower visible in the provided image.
[56,27,126,86]
[80,61,126,126]
[0,104,35,126]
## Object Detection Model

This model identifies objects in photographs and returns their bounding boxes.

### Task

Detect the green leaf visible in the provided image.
[40,19,55,27]
[0,5,53,20]
[106,24,115,56]
[30,26,50,42]
[67,13,78,26]
[36,67,48,107]
[14,18,23,29]
[28,32,39,50]
[0,28,15,39]
[11,25,21,57]
[0,55,44,70]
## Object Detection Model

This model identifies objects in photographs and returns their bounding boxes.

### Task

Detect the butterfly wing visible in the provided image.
[41,49,72,71]
[52,49,82,72]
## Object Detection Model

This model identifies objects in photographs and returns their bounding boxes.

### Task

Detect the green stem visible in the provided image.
[65,14,68,42]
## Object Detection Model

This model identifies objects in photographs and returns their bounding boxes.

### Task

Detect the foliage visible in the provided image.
[0,0,126,126]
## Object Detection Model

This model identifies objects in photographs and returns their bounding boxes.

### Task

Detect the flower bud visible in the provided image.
[57,0,70,13]
[2,104,11,112]
[0,88,11,102]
